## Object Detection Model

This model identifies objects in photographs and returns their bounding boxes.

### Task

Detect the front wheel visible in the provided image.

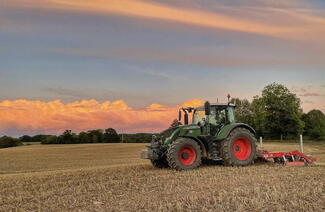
[220,128,256,166]
[167,138,202,170]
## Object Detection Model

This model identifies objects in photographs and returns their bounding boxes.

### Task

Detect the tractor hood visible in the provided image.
[159,124,201,145]
[160,124,199,137]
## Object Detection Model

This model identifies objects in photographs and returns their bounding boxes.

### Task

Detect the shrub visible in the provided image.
[0,136,22,148]
[41,135,59,144]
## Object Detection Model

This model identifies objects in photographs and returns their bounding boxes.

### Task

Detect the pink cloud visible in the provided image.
[0,99,204,136]
[299,92,321,97]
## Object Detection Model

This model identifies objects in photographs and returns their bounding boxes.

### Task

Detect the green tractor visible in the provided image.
[141,96,257,170]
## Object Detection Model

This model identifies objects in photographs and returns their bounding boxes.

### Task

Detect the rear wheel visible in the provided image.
[220,128,256,166]
[167,138,201,170]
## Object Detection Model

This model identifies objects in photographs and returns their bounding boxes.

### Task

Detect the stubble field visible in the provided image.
[0,142,324,211]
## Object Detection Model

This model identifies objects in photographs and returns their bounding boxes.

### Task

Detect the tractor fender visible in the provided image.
[181,136,208,158]
[216,123,256,140]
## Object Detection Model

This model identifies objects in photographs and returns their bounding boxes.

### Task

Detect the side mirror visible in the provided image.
[184,113,189,125]
[204,101,211,116]
[178,110,182,121]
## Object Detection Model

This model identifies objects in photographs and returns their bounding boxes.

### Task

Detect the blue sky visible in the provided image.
[1,0,325,110]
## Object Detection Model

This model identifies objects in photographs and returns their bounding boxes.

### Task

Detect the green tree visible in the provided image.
[230,98,253,126]
[256,83,304,139]
[58,130,78,144]
[103,128,120,143]
[19,135,32,143]
[31,134,50,142]
[302,110,325,140]
[78,131,90,143]
[41,135,58,144]
[251,96,267,137]
[87,129,104,143]
[0,136,22,148]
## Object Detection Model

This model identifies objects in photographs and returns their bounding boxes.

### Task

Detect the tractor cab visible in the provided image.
[179,103,236,136]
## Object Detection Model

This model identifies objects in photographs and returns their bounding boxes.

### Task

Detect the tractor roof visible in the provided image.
[194,103,236,111]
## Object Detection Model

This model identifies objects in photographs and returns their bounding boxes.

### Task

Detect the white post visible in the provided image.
[121,130,124,143]
[300,135,303,153]
[259,137,263,148]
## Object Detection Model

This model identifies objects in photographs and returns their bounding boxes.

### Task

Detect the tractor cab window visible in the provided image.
[193,107,235,125]
[208,108,217,125]
[192,110,205,125]
[193,109,217,125]
[215,109,227,124]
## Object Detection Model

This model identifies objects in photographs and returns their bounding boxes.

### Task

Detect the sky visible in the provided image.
[0,0,325,136]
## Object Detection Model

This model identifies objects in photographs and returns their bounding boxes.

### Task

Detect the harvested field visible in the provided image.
[0,142,324,211]
[0,143,146,174]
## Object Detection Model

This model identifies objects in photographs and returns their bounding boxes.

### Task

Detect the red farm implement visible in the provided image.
[257,149,317,166]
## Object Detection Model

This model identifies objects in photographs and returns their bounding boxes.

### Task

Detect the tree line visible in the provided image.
[0,128,156,147]
[232,83,325,140]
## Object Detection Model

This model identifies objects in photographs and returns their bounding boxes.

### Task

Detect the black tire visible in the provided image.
[150,157,169,168]
[202,138,221,165]
[220,128,256,166]
[167,138,202,170]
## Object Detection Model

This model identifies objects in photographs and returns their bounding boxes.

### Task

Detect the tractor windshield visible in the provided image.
[193,106,235,125]
[192,109,217,125]
[192,110,205,124]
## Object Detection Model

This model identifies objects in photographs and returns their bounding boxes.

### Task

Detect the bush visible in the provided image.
[0,136,22,148]
[19,135,32,143]
[122,133,154,143]
[41,135,59,144]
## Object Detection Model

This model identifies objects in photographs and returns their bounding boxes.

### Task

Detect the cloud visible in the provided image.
[0,98,204,136]
[291,86,324,97]
[291,86,308,93]
[299,92,321,97]
[44,87,93,99]
[52,47,325,67]
[6,0,325,42]
[303,100,314,104]
[42,86,157,107]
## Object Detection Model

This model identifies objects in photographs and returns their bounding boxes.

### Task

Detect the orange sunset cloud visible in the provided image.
[0,99,204,136]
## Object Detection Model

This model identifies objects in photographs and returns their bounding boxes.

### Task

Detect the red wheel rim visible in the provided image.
[178,146,196,165]
[232,137,252,160]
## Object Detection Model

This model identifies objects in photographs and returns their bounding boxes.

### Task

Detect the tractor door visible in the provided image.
[211,108,227,136]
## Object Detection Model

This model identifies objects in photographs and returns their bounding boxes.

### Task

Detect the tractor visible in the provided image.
[141,96,257,170]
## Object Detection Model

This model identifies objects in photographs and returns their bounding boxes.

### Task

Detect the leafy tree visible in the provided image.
[78,131,90,143]
[302,110,325,140]
[87,129,104,143]
[231,98,253,126]
[41,135,58,144]
[103,128,120,143]
[19,135,32,143]
[58,130,78,144]
[0,136,22,148]
[255,83,304,139]
[122,133,154,143]
[31,134,50,142]
[251,96,267,137]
